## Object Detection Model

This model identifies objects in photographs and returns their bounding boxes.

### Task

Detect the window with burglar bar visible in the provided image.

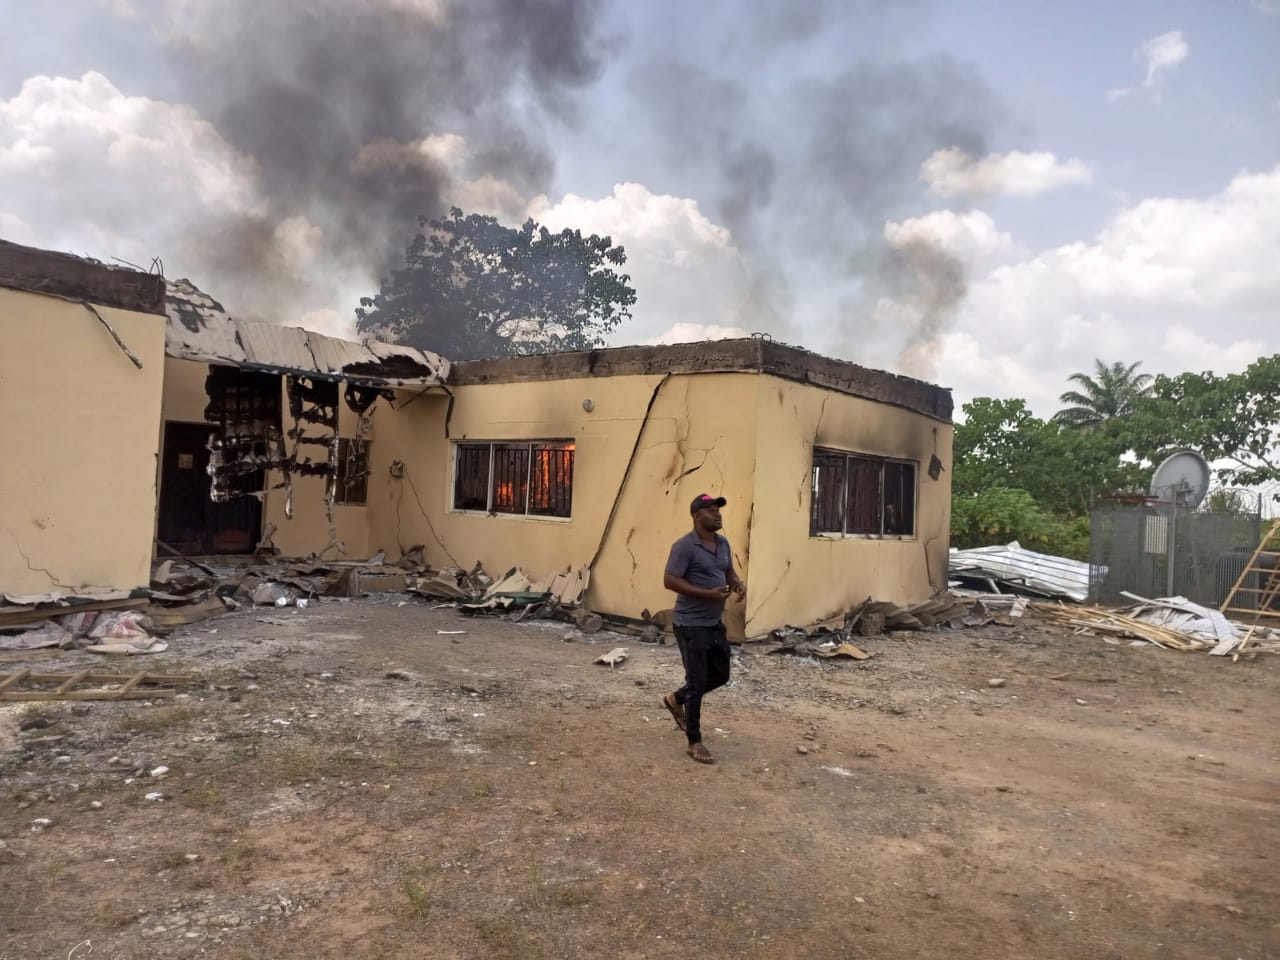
[810,449,916,538]
[452,441,575,518]
[335,438,369,505]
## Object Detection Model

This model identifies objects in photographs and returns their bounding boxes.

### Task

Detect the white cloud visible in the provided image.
[1140,31,1189,88]
[1162,325,1267,372]
[1107,29,1190,104]
[527,183,753,345]
[921,148,1094,198]
[904,165,1280,414]
[1250,0,1280,14]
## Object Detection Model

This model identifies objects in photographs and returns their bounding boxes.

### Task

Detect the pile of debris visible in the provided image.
[407,565,599,631]
[763,593,1013,660]
[950,542,1094,601]
[1035,592,1280,658]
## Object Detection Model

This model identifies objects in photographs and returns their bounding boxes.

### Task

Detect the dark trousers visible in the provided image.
[673,623,731,744]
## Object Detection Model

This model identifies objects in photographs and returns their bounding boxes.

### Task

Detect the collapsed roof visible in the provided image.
[165,279,450,389]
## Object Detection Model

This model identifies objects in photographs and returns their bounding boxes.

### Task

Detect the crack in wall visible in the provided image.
[747,558,792,622]
[5,527,70,589]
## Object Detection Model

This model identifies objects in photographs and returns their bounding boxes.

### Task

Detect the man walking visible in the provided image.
[662,493,745,764]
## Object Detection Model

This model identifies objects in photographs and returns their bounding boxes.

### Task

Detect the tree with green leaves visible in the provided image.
[1053,360,1153,429]
[1128,355,1280,488]
[953,397,1146,517]
[356,207,637,360]
[951,397,1148,557]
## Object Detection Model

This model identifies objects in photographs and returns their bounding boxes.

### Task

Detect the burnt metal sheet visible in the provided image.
[162,278,448,387]
[235,319,315,370]
[306,331,380,375]
[364,339,452,382]
[164,279,247,364]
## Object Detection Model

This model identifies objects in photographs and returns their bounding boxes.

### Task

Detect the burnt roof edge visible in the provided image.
[0,239,167,316]
[447,339,952,423]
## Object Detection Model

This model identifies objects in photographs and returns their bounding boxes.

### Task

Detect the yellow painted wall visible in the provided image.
[744,375,953,635]
[0,287,166,595]
[363,373,760,634]
[362,370,950,638]
[161,357,210,423]
[158,358,371,559]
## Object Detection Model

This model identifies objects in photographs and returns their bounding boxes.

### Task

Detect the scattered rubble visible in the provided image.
[1035,593,1280,656]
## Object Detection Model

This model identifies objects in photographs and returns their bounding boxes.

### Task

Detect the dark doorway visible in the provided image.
[157,421,262,555]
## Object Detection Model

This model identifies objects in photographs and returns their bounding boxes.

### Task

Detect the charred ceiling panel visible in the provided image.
[163,279,451,388]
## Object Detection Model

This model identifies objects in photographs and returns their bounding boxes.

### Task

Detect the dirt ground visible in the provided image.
[2,596,1277,960]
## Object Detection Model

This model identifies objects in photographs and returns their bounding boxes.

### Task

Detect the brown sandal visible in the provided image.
[687,742,715,764]
[663,693,687,731]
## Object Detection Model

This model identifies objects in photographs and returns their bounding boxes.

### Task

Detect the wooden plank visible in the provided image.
[0,670,30,692]
[1,688,176,702]
[14,673,191,684]
[119,673,146,694]
[54,669,91,695]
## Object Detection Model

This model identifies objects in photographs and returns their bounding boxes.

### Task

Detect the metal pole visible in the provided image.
[1166,500,1177,597]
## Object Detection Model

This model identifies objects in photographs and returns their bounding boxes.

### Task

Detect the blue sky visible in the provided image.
[0,0,1276,414]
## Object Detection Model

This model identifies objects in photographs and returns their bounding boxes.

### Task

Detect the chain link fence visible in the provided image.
[1089,501,1262,607]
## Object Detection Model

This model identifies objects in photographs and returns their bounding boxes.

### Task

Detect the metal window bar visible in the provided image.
[529,444,574,517]
[883,461,916,536]
[453,444,491,511]
[846,456,882,535]
[490,443,531,515]
[811,453,847,535]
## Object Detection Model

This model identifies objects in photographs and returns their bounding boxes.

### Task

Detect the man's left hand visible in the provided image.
[731,581,746,600]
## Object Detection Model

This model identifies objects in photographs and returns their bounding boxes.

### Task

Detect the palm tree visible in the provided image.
[1053,360,1153,428]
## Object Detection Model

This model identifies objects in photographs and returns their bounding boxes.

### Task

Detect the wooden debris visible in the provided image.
[1035,603,1215,651]
[0,670,193,702]
[1032,602,1280,655]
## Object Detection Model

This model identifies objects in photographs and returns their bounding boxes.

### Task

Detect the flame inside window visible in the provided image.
[459,440,574,517]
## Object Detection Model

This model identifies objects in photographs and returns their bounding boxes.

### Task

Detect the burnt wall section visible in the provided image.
[0,240,167,315]
[203,366,285,503]
[448,338,952,423]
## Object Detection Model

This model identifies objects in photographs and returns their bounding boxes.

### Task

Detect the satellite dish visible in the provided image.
[1149,451,1211,508]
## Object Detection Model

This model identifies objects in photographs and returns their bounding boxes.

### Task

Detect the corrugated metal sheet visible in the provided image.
[949,542,1095,601]
[164,279,247,364]
[306,331,380,374]
[235,319,315,370]
[161,278,449,388]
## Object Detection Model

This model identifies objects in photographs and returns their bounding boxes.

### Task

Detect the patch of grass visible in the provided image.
[111,704,204,736]
[473,781,494,799]
[93,899,139,929]
[399,859,443,921]
[551,880,600,908]
[474,918,547,960]
[181,783,225,811]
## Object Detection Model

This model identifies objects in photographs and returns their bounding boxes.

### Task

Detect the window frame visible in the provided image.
[335,437,369,506]
[451,439,576,521]
[810,447,918,540]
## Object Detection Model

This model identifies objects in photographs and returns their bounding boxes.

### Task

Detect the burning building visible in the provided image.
[0,239,954,637]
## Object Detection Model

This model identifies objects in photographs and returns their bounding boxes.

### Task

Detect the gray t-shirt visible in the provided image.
[665,531,736,626]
